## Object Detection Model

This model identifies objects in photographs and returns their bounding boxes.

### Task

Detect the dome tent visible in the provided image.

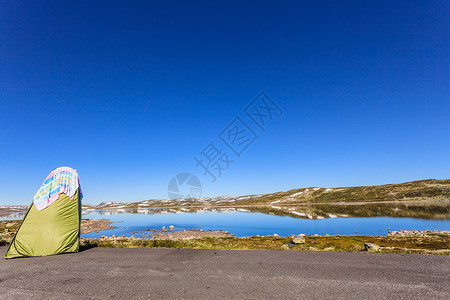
[5,167,83,259]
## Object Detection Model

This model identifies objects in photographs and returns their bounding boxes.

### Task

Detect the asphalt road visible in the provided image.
[0,246,449,299]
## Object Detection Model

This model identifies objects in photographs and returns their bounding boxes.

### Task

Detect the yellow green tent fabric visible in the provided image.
[5,190,81,259]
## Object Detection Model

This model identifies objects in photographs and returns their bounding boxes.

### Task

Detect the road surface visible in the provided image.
[0,247,449,299]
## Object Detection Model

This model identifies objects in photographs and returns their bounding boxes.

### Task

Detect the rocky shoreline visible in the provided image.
[387,229,450,236]
[79,228,450,243]
[80,219,115,234]
[78,230,450,255]
[90,228,234,241]
[2,219,449,255]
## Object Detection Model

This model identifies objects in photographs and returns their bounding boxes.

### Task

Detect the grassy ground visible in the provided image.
[0,220,20,246]
[79,235,450,255]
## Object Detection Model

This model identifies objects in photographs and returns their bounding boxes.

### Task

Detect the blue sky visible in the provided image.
[1,1,449,205]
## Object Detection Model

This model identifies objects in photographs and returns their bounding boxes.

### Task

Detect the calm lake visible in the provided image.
[2,202,448,237]
[81,208,450,238]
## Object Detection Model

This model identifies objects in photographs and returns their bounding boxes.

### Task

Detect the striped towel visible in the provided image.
[33,167,83,211]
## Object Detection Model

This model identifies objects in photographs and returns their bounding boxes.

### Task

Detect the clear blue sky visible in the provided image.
[1,1,449,205]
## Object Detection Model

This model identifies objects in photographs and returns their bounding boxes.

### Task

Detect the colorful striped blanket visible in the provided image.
[33,167,83,211]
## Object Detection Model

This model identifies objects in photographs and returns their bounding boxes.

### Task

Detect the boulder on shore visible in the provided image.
[291,234,306,244]
[364,243,380,252]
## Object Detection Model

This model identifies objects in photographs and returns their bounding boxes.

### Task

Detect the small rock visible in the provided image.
[324,247,335,251]
[364,243,380,252]
[313,234,319,237]
[351,245,364,252]
[308,247,319,251]
[273,233,279,237]
[162,226,165,230]
[291,234,305,244]
[169,225,174,230]
[281,244,290,251]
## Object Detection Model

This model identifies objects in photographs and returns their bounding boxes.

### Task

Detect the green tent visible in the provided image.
[5,167,82,259]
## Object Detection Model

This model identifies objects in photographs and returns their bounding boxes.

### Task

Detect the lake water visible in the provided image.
[81,209,450,238]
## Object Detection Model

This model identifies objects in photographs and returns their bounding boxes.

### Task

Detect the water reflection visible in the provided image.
[82,200,450,220]
[0,212,26,220]
[1,201,448,221]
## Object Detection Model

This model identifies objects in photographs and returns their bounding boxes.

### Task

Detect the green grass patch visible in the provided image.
[79,235,450,255]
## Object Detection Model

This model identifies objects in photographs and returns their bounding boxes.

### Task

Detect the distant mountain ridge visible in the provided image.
[85,179,449,210]
[1,179,448,211]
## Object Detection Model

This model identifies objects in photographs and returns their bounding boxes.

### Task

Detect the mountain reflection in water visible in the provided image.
[82,201,450,220]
